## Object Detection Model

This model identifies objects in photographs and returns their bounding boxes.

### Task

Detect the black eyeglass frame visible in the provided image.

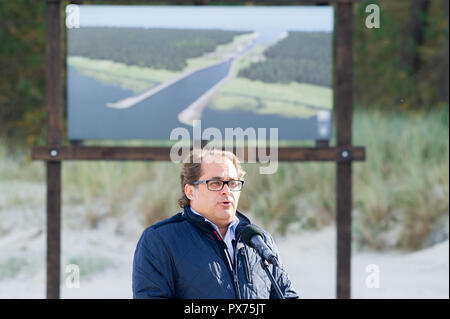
[192,179,245,192]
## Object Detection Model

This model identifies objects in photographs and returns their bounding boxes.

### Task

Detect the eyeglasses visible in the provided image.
[193,179,244,192]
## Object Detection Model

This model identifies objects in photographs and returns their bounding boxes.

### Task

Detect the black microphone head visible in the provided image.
[241,224,264,247]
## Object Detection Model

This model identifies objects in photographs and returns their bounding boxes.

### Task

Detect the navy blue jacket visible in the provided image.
[132,205,299,299]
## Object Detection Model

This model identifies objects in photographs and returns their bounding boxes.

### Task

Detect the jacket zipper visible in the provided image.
[225,247,241,299]
[240,247,252,283]
[213,230,241,299]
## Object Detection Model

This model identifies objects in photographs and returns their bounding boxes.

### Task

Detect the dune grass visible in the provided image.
[352,106,449,250]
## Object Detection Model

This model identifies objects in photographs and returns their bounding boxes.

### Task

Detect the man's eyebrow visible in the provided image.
[209,176,235,180]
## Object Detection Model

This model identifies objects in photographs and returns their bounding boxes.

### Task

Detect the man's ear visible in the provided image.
[185,184,195,201]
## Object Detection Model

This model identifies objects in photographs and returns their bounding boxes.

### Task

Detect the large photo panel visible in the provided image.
[66,5,334,141]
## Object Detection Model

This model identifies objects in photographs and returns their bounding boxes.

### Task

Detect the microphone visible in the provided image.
[241,225,280,267]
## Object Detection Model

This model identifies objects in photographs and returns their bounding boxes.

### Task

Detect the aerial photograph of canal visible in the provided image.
[66,5,334,142]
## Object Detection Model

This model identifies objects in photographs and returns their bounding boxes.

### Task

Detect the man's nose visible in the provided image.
[221,183,231,194]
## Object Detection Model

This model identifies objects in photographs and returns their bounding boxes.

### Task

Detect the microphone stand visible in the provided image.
[260,259,285,299]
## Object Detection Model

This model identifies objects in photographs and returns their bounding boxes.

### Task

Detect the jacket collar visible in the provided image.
[183,205,251,238]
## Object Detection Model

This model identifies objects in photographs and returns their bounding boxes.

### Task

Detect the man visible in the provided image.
[132,149,299,299]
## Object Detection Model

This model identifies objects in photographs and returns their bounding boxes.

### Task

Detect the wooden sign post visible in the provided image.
[33,0,365,299]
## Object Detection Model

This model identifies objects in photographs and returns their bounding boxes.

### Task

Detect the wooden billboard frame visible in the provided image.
[33,0,365,299]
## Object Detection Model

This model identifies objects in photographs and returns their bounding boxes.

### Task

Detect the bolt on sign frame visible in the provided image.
[33,0,365,299]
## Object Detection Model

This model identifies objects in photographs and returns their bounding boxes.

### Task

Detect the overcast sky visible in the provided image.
[69,5,334,32]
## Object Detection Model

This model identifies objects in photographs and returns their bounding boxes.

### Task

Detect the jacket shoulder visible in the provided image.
[139,212,187,239]
[151,212,185,230]
[136,213,186,250]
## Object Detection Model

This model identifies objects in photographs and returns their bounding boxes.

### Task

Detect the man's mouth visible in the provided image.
[219,200,233,207]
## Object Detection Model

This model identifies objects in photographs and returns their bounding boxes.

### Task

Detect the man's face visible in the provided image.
[186,156,241,228]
